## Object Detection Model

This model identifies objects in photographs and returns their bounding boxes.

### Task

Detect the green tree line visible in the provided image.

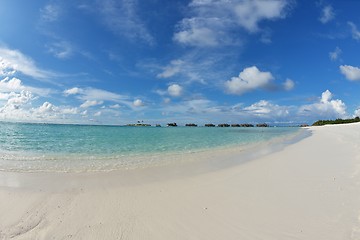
[312,117,360,126]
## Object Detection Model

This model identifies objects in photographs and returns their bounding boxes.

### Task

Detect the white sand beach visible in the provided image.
[1,123,360,240]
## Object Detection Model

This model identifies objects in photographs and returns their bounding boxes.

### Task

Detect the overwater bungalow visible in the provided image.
[218,123,230,127]
[256,123,269,127]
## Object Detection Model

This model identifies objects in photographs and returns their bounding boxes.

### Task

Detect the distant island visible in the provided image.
[125,122,271,127]
[312,117,360,126]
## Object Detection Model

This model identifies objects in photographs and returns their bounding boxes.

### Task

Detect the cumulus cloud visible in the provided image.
[340,65,360,81]
[319,5,334,24]
[174,0,291,47]
[283,78,295,91]
[0,47,56,80]
[225,66,274,95]
[299,90,347,119]
[133,99,144,107]
[348,22,360,41]
[167,84,183,97]
[0,77,51,96]
[232,0,289,32]
[329,47,342,61]
[38,102,56,113]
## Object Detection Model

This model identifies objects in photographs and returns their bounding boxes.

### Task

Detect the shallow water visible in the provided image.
[0,122,300,172]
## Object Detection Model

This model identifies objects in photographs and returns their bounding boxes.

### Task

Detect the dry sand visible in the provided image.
[1,123,360,240]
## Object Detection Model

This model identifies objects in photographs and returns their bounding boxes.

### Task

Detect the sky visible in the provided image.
[1,0,360,126]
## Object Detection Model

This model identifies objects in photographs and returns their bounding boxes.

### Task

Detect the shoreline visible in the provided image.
[1,123,360,239]
[0,128,307,189]
[0,127,304,174]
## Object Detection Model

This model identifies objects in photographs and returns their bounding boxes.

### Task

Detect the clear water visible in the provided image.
[0,122,300,172]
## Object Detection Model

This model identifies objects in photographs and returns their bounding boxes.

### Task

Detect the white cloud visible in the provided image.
[157,60,184,78]
[109,104,121,109]
[319,5,334,24]
[329,47,342,61]
[154,53,226,84]
[283,78,295,91]
[243,100,290,118]
[6,91,34,106]
[64,87,82,96]
[80,100,103,108]
[299,90,347,119]
[174,18,225,47]
[340,65,360,81]
[232,0,289,32]
[38,102,56,113]
[80,88,127,102]
[174,0,291,47]
[0,77,52,96]
[94,0,154,45]
[348,22,360,41]
[0,77,23,91]
[0,47,55,80]
[225,66,274,95]
[167,84,183,97]
[0,91,35,120]
[94,111,102,117]
[133,99,144,107]
[61,107,78,115]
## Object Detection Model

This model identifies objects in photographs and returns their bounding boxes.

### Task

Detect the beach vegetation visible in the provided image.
[312,117,360,126]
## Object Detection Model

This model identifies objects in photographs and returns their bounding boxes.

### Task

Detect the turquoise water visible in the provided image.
[0,122,300,172]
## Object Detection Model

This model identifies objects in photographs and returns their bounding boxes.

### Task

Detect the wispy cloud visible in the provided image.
[47,41,74,59]
[348,21,360,41]
[319,5,334,24]
[173,0,292,47]
[40,3,62,22]
[63,86,143,110]
[155,50,234,85]
[0,47,57,80]
[92,0,154,45]
[329,47,342,61]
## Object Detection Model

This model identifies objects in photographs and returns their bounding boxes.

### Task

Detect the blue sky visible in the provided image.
[1,0,360,125]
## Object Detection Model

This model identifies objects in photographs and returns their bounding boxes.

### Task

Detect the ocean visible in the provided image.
[0,122,301,172]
